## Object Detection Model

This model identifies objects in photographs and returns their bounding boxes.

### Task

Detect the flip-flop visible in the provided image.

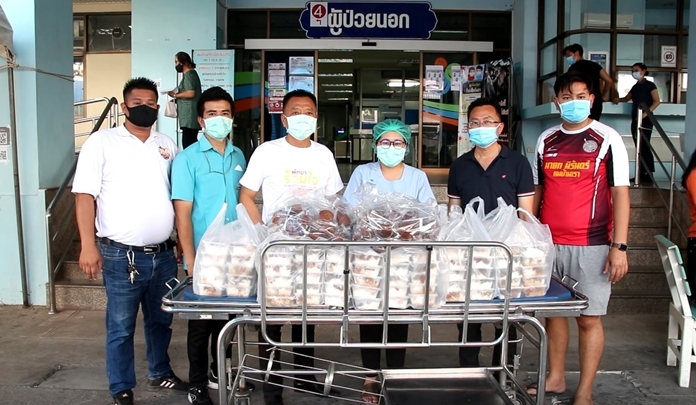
[525,382,566,396]
[361,377,381,404]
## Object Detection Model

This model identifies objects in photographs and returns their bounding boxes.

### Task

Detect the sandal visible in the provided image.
[361,376,380,404]
[525,382,565,396]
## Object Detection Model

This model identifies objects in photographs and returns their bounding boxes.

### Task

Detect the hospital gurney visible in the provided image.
[162,240,588,405]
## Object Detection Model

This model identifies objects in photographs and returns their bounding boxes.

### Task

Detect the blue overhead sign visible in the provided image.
[299,2,438,39]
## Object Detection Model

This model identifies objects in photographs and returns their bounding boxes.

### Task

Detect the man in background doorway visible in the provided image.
[563,43,614,121]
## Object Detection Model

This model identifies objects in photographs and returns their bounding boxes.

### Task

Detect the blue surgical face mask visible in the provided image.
[469,126,500,148]
[559,99,591,124]
[203,116,233,140]
[285,114,317,141]
[566,56,576,66]
[376,145,406,167]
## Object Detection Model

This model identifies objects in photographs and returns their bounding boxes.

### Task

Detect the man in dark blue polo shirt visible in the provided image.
[447,97,535,368]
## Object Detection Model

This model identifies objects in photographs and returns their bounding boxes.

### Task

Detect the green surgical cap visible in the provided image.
[372,119,412,144]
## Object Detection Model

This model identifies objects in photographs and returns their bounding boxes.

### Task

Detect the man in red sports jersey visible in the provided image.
[530,72,630,405]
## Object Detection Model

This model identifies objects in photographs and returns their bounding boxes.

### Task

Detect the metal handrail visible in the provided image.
[635,103,688,242]
[46,97,119,314]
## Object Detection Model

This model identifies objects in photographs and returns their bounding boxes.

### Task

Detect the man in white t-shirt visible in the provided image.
[73,78,187,405]
[239,90,343,405]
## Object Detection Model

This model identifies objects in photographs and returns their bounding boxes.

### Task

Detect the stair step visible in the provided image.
[629,187,666,207]
[59,260,99,281]
[608,289,671,314]
[616,266,668,291]
[53,280,106,311]
[628,226,667,245]
[629,206,666,224]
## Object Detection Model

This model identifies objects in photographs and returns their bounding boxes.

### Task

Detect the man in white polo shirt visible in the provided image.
[73,77,187,405]
[239,89,343,405]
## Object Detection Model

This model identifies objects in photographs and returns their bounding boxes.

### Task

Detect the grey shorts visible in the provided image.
[553,244,611,316]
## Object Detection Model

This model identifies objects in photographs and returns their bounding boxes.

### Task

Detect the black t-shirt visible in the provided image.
[447,145,535,215]
[569,60,603,101]
[629,79,658,118]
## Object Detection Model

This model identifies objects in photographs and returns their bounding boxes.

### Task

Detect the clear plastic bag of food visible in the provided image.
[193,204,267,298]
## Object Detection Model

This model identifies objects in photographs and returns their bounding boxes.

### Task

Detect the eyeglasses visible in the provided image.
[375,139,407,149]
[204,151,232,175]
[468,120,501,128]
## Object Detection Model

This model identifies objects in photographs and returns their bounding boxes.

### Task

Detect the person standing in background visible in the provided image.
[563,43,614,121]
[169,51,202,149]
[613,63,661,184]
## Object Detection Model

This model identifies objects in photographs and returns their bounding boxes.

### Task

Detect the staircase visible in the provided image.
[51,184,674,313]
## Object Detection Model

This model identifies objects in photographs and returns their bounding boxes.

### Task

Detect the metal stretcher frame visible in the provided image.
[162,240,589,405]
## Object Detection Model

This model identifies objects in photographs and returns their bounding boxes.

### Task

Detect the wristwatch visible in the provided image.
[611,242,628,252]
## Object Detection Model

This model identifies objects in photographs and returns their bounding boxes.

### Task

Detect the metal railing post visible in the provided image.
[668,155,676,241]
[634,108,643,187]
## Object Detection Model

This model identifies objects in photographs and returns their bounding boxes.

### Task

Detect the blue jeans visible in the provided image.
[100,242,178,396]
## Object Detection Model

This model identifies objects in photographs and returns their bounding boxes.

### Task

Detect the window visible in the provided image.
[616,70,672,102]
[544,0,558,42]
[228,11,267,46]
[617,0,677,30]
[541,44,557,76]
[87,14,131,52]
[617,34,678,67]
[270,11,306,39]
[73,16,85,53]
[685,0,691,28]
[471,13,511,50]
[430,12,469,41]
[74,57,84,118]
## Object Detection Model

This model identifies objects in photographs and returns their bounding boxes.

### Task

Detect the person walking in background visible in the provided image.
[613,62,661,184]
[169,51,202,150]
[73,77,186,405]
[681,149,696,303]
[342,119,434,403]
[563,43,614,121]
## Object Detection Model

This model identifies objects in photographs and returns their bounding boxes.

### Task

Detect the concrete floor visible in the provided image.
[0,306,695,405]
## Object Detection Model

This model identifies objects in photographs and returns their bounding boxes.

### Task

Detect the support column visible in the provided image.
[131,0,220,145]
[0,0,73,305]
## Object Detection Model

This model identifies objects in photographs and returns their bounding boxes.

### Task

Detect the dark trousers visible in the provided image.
[181,127,199,150]
[688,238,696,298]
[187,319,231,388]
[631,117,655,177]
[258,324,315,397]
[457,323,518,367]
[360,324,408,371]
[590,101,603,121]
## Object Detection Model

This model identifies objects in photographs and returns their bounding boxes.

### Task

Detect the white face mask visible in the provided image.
[284,114,316,141]
[632,71,643,80]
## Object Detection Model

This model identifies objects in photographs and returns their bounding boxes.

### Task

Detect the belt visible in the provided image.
[99,237,176,253]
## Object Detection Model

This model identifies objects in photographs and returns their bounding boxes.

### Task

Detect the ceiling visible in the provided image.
[317,50,421,104]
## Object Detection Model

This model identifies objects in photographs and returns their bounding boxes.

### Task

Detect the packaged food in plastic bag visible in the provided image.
[193,204,267,298]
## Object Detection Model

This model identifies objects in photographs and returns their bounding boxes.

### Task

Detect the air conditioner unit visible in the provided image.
[582,13,634,29]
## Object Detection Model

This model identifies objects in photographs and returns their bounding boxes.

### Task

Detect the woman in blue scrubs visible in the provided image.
[343,119,434,403]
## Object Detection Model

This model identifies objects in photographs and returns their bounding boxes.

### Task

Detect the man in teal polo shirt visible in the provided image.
[171,86,247,405]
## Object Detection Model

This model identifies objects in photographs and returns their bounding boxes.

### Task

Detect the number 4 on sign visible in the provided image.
[310,3,328,27]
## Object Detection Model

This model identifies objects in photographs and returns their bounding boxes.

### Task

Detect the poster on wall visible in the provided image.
[588,51,608,70]
[456,65,485,157]
[289,56,315,75]
[268,63,287,88]
[661,45,677,67]
[425,64,444,92]
[268,89,286,115]
[288,75,315,94]
[482,58,511,147]
[193,49,235,93]
[451,65,462,92]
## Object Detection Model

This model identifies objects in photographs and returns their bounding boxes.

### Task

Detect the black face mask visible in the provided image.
[175,64,184,73]
[126,105,158,128]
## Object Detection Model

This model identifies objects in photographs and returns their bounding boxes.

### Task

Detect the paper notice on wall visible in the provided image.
[193,49,235,93]
[451,65,462,91]
[661,45,677,67]
[268,89,286,114]
[0,146,8,163]
[457,82,482,157]
[288,75,315,94]
[268,63,286,88]
[0,126,9,145]
[289,56,315,75]
[425,65,444,92]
